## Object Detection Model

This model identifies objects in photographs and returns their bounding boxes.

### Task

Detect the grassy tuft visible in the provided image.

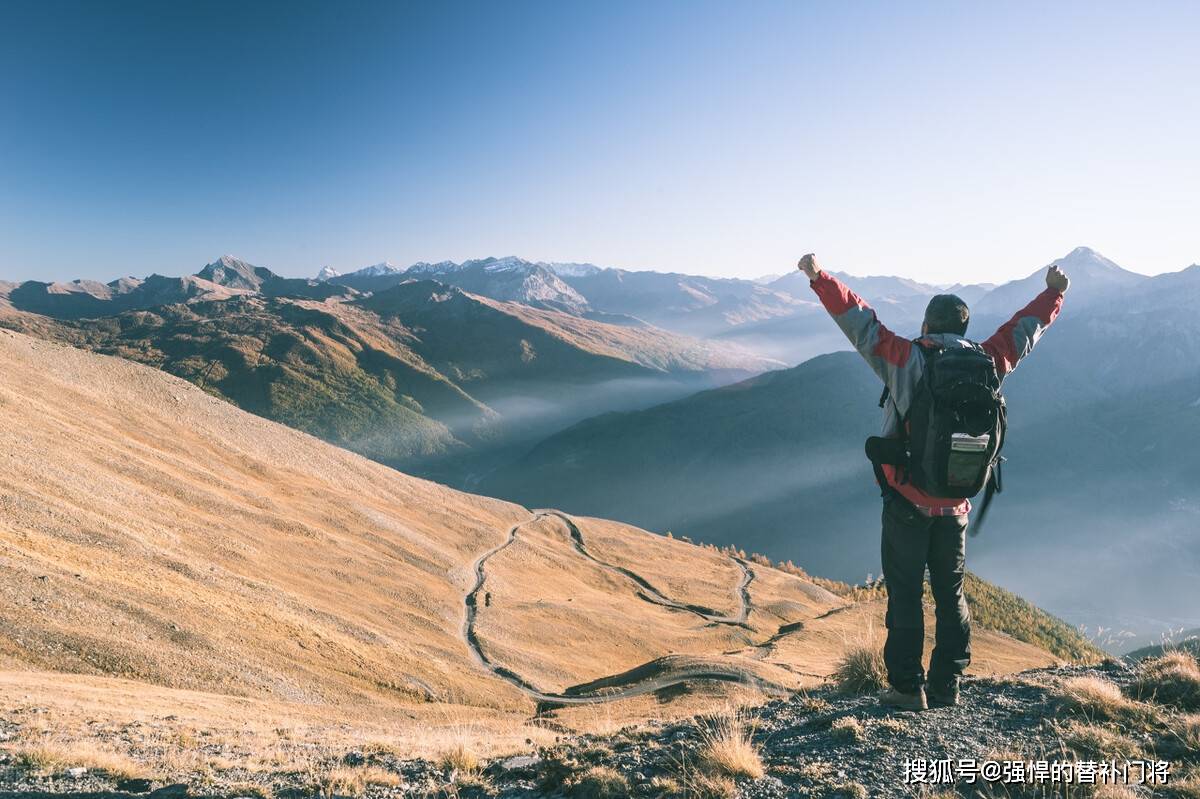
[1129,651,1200,710]
[1181,713,1200,750]
[1053,675,1154,724]
[674,760,738,799]
[1157,769,1200,799]
[219,784,273,799]
[1058,720,1142,761]
[795,696,833,715]
[453,768,494,793]
[316,763,408,797]
[831,637,888,695]
[648,775,682,795]
[319,767,366,798]
[873,716,909,735]
[440,741,481,775]
[830,716,864,743]
[12,741,146,781]
[696,712,764,780]
[570,765,629,799]
[832,783,868,799]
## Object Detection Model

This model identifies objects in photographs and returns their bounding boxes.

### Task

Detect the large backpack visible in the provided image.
[867,340,1007,524]
[907,341,1006,498]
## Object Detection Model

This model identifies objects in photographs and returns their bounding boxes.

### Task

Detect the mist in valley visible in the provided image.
[478,255,1200,648]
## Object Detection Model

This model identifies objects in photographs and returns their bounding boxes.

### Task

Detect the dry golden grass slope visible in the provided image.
[0,330,1055,751]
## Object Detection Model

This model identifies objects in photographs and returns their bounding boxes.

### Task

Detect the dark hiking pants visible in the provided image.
[880,497,971,693]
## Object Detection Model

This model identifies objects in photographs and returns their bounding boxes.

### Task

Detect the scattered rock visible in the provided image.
[498,754,541,771]
[0,662,1189,799]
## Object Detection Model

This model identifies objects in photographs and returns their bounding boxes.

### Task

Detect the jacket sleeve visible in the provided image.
[980,287,1064,380]
[809,271,919,398]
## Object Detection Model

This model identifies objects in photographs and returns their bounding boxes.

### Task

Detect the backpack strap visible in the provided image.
[880,338,931,412]
[970,456,1004,535]
[869,452,893,500]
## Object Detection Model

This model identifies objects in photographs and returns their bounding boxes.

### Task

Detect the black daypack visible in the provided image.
[867,340,1007,528]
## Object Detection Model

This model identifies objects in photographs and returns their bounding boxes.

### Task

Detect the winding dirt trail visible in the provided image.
[461,511,779,708]
[542,510,755,628]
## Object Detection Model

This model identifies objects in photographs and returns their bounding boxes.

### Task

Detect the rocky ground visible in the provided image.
[2,660,1197,798]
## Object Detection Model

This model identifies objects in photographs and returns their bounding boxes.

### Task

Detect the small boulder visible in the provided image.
[498,754,541,772]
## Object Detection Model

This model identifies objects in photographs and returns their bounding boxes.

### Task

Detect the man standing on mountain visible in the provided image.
[797,253,1069,711]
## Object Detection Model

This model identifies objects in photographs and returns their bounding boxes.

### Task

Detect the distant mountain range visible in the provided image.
[480,248,1200,641]
[0,256,774,482]
[305,253,1089,363]
[4,255,344,319]
[546,264,808,337]
[313,256,810,336]
[325,256,592,316]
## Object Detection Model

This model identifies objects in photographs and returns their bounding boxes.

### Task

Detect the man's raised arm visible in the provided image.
[798,253,916,394]
[980,264,1069,380]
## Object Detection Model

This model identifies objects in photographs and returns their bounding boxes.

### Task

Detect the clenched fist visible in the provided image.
[1046,264,1070,293]
[797,253,821,281]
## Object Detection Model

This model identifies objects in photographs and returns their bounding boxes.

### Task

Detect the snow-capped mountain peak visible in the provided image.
[972,245,1146,316]
[355,261,405,277]
[197,255,269,290]
[405,260,459,275]
[545,262,603,277]
[214,254,252,269]
[1053,246,1126,274]
[316,265,340,281]
[479,256,530,273]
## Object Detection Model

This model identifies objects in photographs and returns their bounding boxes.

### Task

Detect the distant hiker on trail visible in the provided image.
[797,253,1069,712]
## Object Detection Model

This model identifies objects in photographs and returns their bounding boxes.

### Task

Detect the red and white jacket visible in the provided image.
[809,271,1064,517]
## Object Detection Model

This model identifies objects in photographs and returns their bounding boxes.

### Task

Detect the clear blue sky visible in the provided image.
[2,0,1198,284]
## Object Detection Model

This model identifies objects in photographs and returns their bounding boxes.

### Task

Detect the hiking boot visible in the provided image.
[878,685,928,711]
[927,680,960,707]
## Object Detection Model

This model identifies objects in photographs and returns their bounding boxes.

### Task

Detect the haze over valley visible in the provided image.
[4,246,1196,644]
